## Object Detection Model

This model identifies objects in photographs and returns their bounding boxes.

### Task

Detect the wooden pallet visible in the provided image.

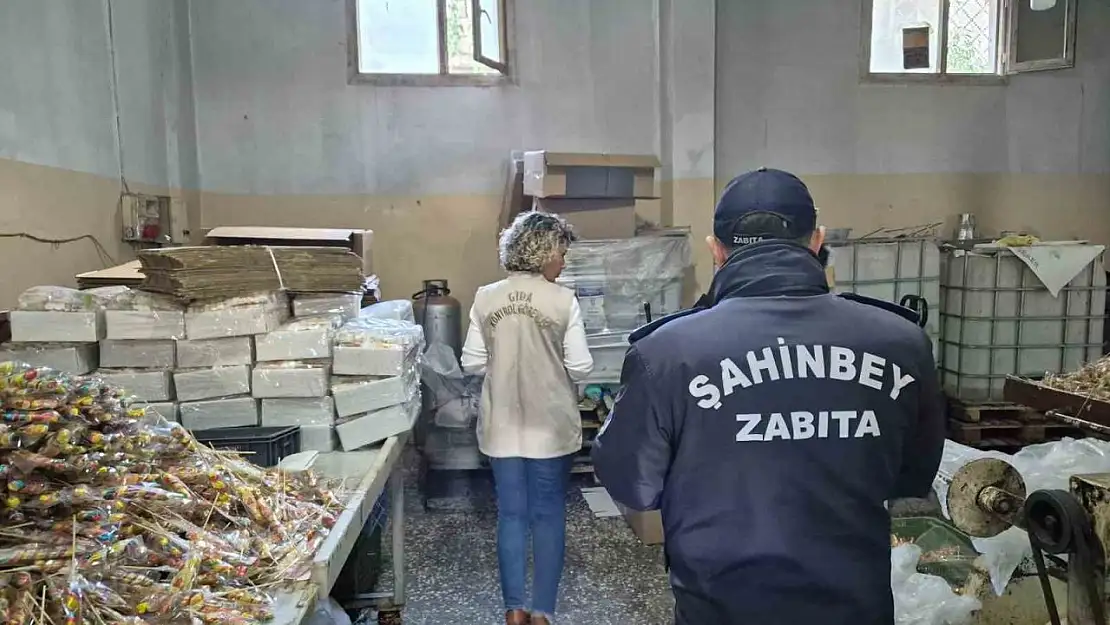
[948,417,1080,447]
[947,398,1044,424]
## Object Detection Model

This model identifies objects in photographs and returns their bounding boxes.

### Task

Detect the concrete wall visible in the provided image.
[0,0,198,308]
[190,0,661,308]
[709,0,1110,291]
[3,0,1106,310]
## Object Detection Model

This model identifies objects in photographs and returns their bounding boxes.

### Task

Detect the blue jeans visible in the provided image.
[489,455,574,618]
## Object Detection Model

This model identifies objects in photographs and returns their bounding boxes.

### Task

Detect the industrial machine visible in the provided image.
[948,457,1110,624]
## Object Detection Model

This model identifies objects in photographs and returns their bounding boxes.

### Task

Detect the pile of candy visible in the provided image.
[0,361,343,624]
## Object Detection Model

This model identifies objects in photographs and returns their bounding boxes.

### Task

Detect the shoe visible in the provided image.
[530,616,551,625]
[505,609,530,625]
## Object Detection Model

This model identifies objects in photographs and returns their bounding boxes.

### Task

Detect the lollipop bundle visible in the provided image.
[0,361,344,624]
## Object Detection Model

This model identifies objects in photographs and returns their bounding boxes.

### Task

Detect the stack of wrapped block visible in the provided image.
[1,286,431,452]
[173,291,290,431]
[0,286,119,374]
[327,305,424,452]
[97,289,185,422]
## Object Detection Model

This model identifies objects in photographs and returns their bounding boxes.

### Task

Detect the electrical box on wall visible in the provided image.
[120,193,188,244]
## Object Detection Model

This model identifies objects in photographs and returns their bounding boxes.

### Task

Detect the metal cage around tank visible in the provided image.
[938,246,1106,402]
[827,236,943,359]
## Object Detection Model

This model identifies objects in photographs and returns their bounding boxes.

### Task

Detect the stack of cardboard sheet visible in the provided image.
[137,246,363,300]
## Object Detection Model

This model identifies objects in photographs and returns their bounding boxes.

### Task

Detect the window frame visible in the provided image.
[859,0,1076,85]
[346,0,515,87]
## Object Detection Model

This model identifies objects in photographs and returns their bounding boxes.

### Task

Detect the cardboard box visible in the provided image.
[204,226,374,275]
[617,503,664,545]
[523,152,659,199]
[534,198,637,240]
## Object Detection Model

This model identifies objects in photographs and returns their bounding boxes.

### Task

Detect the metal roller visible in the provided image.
[946,458,1027,538]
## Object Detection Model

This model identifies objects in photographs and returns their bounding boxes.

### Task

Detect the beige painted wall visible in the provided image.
[0,158,200,308]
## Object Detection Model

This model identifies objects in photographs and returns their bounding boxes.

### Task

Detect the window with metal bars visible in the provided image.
[861,0,1077,83]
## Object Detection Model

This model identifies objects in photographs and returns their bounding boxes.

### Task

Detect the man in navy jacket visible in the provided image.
[591,168,945,625]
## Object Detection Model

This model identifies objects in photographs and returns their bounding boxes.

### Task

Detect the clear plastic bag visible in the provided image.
[104,287,184,312]
[359,299,415,323]
[16,286,122,312]
[419,342,482,428]
[558,231,692,332]
[892,545,981,625]
[255,315,342,362]
[292,293,361,320]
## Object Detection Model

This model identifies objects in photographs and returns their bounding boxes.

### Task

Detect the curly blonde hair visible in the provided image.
[499,211,578,273]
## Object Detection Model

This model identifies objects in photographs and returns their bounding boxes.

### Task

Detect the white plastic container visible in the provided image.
[940,247,1106,401]
[582,332,631,383]
[829,237,941,358]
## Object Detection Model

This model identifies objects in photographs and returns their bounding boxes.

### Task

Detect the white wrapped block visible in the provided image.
[179,396,258,431]
[293,293,361,320]
[174,365,251,401]
[96,369,174,402]
[261,397,335,427]
[137,401,178,422]
[331,373,415,418]
[254,316,339,362]
[299,424,339,452]
[332,345,417,377]
[10,311,103,343]
[105,310,186,340]
[252,362,329,398]
[336,398,419,451]
[100,340,176,369]
[175,337,253,368]
[184,294,289,340]
[0,343,98,374]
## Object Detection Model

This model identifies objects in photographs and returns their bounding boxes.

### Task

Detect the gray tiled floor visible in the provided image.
[369,452,674,625]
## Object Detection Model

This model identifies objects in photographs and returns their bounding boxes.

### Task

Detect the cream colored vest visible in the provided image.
[471,274,581,459]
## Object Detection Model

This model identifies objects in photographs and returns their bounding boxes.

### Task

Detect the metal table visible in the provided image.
[272,433,409,624]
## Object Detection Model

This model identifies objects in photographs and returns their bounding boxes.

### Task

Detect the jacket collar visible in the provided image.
[708,240,830,304]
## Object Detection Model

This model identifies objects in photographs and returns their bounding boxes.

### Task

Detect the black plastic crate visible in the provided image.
[192,426,301,467]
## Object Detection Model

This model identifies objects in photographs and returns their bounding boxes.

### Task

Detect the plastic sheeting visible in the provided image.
[933,437,1110,595]
[420,342,481,429]
[892,545,981,625]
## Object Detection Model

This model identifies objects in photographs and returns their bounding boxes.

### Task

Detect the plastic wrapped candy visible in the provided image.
[0,362,344,622]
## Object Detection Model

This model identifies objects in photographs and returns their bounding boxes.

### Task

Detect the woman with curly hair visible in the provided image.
[461,210,594,625]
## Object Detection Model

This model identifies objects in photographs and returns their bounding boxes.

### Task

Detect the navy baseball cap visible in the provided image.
[714,168,817,247]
